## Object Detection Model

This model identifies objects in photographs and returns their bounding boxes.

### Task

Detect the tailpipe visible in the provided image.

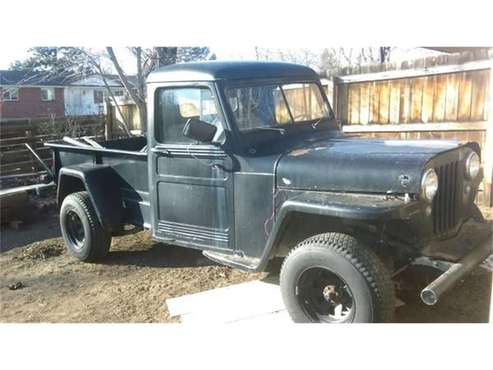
[420,235,492,305]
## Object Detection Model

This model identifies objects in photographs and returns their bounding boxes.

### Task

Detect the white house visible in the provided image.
[64,75,130,116]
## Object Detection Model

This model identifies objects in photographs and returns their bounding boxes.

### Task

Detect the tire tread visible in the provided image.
[281,232,395,323]
[61,191,111,262]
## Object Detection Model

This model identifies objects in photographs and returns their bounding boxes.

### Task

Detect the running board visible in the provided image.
[203,251,260,271]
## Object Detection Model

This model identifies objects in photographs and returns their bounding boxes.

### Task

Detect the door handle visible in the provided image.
[151,147,171,155]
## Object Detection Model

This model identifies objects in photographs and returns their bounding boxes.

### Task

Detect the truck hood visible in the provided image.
[276,137,461,194]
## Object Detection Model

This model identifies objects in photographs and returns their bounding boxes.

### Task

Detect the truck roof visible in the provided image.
[146,61,319,83]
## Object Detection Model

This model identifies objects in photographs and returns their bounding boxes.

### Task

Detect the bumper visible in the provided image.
[420,223,492,305]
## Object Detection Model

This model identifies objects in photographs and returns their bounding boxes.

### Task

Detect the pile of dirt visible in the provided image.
[0,228,265,323]
[0,210,491,323]
[13,242,64,261]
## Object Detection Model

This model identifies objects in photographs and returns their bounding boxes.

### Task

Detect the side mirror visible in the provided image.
[183,118,217,143]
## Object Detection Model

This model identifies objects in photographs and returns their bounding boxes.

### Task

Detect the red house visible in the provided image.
[0,70,66,120]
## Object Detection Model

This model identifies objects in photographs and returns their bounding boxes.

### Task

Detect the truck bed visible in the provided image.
[45,136,151,228]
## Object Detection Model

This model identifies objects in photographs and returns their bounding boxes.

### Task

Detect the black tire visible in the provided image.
[60,191,111,262]
[280,232,395,323]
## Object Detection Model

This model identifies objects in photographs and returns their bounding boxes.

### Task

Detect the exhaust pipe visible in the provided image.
[420,235,492,305]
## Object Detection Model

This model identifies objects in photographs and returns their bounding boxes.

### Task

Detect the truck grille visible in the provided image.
[432,161,461,235]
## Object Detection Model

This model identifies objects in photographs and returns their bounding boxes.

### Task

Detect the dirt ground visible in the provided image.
[0,206,491,323]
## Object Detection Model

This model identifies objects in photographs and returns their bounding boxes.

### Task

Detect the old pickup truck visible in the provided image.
[45,61,492,323]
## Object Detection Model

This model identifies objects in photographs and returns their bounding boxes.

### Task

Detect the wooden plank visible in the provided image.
[0,148,51,163]
[389,80,401,124]
[421,75,435,123]
[0,183,55,198]
[166,279,289,324]
[1,147,51,157]
[338,84,349,124]
[445,73,460,121]
[342,121,488,133]
[348,84,360,124]
[410,77,425,122]
[458,71,473,121]
[0,164,37,177]
[0,158,53,172]
[334,60,491,84]
[433,74,448,122]
[378,81,390,124]
[359,82,370,125]
[399,79,411,123]
[369,81,380,124]
[0,170,48,181]
[0,134,58,145]
[471,69,489,120]
[1,142,52,153]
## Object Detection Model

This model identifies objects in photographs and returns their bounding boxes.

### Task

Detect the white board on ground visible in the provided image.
[166,279,292,324]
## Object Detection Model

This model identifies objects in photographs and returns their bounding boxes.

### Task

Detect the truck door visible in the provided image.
[148,83,234,252]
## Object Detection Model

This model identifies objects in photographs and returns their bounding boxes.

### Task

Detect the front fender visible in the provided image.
[255,191,421,271]
[57,164,123,231]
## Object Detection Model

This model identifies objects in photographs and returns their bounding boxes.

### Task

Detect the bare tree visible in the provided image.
[253,47,385,76]
[105,46,214,130]
[72,49,132,137]
[106,47,147,132]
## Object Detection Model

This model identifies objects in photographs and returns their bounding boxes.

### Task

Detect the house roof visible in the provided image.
[147,61,319,83]
[422,47,491,54]
[0,70,137,88]
[0,70,71,86]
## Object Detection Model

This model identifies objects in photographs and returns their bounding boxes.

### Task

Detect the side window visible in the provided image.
[155,87,222,144]
[1,87,19,101]
[41,87,55,101]
[93,90,104,104]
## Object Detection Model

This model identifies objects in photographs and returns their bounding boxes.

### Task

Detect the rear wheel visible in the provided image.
[60,191,111,262]
[280,232,395,323]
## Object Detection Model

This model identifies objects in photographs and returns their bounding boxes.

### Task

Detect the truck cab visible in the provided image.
[146,62,339,264]
[47,61,492,323]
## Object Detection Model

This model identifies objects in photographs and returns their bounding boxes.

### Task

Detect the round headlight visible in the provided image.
[421,169,439,203]
[465,152,480,179]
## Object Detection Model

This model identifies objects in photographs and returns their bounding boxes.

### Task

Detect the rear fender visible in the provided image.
[57,164,123,231]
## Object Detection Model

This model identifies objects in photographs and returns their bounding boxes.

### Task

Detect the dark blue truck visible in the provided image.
[45,61,492,323]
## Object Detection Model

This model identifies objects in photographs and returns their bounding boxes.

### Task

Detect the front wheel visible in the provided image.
[60,191,111,262]
[280,233,395,323]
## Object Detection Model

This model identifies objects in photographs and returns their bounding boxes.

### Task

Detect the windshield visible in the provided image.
[226,82,332,132]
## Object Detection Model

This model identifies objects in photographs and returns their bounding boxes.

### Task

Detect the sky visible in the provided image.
[0,46,258,73]
[0,46,444,75]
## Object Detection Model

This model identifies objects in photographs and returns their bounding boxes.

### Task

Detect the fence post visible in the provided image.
[485,61,493,208]
[25,128,36,172]
[487,58,493,324]
[105,98,114,140]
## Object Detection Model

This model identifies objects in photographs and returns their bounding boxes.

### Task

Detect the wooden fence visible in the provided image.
[0,116,105,180]
[332,50,493,207]
[108,98,142,133]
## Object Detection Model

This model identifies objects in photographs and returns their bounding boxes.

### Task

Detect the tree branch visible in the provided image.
[78,49,132,137]
[106,47,144,107]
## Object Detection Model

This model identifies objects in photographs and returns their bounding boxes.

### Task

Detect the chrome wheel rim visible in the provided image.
[66,210,85,249]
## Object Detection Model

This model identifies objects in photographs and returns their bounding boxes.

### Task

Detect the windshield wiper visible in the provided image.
[311,117,330,129]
